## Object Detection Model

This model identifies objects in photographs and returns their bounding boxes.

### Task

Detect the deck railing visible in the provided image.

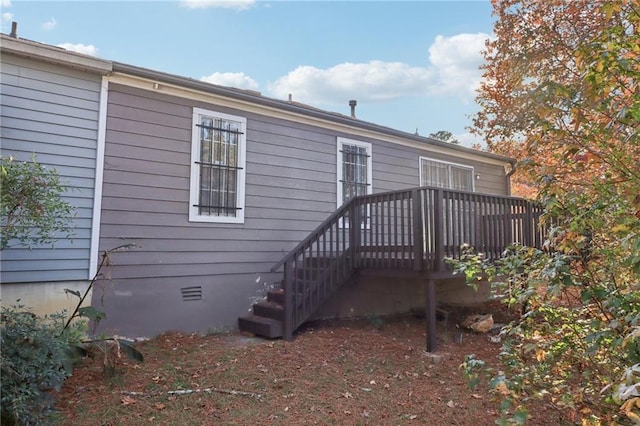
[271,186,545,339]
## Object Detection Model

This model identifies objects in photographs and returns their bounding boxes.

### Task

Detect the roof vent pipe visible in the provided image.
[9,21,18,38]
[349,100,357,118]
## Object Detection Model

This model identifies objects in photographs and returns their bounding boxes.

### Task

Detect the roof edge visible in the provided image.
[112,61,513,165]
[1,34,112,75]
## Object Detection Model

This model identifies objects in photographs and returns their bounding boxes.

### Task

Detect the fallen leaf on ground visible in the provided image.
[121,396,136,405]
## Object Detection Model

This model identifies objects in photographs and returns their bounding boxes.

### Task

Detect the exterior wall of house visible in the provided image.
[95,81,509,337]
[0,48,108,314]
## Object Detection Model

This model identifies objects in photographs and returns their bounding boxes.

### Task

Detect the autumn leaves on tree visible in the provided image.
[464,1,640,423]
[474,0,639,202]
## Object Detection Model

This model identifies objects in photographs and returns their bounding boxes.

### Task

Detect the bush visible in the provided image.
[0,305,83,425]
[0,155,74,251]
[451,186,640,423]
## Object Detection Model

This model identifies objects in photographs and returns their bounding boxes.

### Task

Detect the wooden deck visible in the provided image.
[239,186,545,351]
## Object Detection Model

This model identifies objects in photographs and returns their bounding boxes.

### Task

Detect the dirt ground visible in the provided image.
[57,305,567,425]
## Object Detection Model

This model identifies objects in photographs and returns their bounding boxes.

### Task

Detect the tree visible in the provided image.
[428,130,459,144]
[462,1,640,423]
[473,0,639,199]
[1,156,75,250]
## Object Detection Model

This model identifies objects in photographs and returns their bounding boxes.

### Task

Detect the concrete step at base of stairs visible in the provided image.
[238,315,283,338]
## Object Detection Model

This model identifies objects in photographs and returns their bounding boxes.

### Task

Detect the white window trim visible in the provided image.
[336,137,373,208]
[419,156,475,191]
[189,107,247,224]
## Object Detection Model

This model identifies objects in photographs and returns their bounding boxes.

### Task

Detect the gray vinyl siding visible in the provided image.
[0,54,102,283]
[96,83,508,336]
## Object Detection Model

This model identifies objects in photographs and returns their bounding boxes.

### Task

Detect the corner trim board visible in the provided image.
[89,76,108,278]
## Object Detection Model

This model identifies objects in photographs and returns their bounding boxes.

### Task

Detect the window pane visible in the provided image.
[342,144,369,203]
[422,159,448,188]
[450,166,473,191]
[196,114,242,218]
[421,159,473,192]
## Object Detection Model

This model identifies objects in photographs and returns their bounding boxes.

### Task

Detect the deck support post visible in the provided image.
[425,277,437,352]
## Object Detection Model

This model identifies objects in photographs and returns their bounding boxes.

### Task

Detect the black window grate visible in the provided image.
[196,116,243,217]
[341,144,370,203]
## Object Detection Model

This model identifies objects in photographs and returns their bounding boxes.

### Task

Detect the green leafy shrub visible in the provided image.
[0,305,84,425]
[0,155,75,250]
[450,187,640,423]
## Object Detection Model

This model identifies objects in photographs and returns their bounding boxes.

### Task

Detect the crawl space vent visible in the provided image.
[181,286,202,301]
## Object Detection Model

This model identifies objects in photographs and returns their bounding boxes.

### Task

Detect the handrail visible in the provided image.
[271,187,422,273]
[270,201,353,273]
[271,186,540,274]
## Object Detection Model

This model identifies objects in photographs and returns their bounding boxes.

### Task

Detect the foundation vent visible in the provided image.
[181,286,203,301]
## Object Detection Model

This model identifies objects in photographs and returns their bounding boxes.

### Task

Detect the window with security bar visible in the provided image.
[189,108,246,223]
[337,138,372,207]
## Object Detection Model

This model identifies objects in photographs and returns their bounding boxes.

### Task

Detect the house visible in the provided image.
[0,34,111,315]
[1,34,543,348]
[97,63,542,344]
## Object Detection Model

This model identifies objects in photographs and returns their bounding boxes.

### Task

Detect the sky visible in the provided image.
[0,0,497,146]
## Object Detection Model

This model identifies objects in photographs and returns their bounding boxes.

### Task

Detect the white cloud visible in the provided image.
[42,17,56,30]
[269,61,433,105]
[201,72,259,90]
[0,0,11,7]
[267,32,491,106]
[428,33,490,96]
[57,43,98,56]
[2,12,13,22]
[179,0,255,10]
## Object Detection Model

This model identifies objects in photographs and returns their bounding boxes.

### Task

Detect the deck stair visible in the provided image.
[238,186,545,350]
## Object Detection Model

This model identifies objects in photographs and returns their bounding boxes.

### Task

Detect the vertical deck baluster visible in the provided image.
[524,200,533,247]
[466,193,471,249]
[392,194,398,268]
[400,191,406,267]
[490,197,497,256]
[515,200,525,244]
[388,195,392,268]
[300,249,306,324]
[372,196,377,267]
[478,194,485,254]
[500,197,507,252]
[488,196,495,258]
[495,197,502,254]
[454,191,461,259]
[329,222,335,290]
